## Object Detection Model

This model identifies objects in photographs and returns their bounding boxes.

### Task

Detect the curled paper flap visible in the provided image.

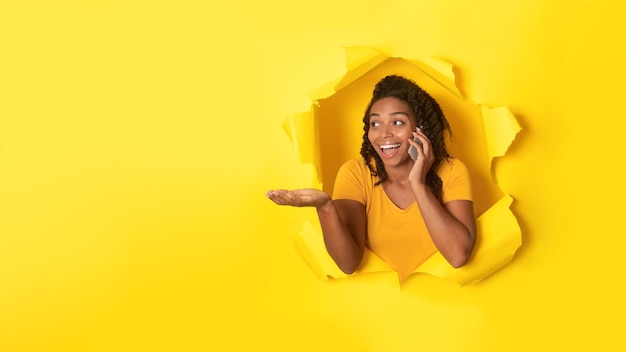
[333,47,390,93]
[409,57,463,99]
[283,104,323,184]
[293,215,392,280]
[284,47,522,286]
[309,47,389,102]
[293,217,340,280]
[413,195,521,286]
[481,105,521,159]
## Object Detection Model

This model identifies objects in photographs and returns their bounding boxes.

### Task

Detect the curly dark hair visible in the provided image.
[359,75,451,202]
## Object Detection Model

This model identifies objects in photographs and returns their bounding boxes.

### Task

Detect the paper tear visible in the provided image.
[293,214,392,281]
[292,217,338,280]
[410,56,463,99]
[481,105,521,159]
[333,47,390,93]
[283,47,522,286]
[413,195,521,286]
[282,104,323,184]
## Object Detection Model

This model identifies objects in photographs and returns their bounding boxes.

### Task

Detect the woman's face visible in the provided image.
[367,97,417,166]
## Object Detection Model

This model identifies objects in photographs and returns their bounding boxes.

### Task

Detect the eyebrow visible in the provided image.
[369,111,411,118]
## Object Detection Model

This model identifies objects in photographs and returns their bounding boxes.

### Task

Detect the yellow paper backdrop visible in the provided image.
[1,0,624,351]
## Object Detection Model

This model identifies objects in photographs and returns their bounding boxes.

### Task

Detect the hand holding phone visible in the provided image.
[408,137,423,161]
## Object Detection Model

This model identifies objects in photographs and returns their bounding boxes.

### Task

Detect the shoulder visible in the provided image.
[436,158,469,179]
[338,158,371,176]
[437,158,473,202]
[333,158,376,201]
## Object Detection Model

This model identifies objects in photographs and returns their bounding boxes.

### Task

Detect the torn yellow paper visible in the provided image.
[282,103,323,184]
[283,47,522,286]
[308,46,389,101]
[410,57,463,99]
[293,213,392,280]
[413,195,521,286]
[481,105,522,159]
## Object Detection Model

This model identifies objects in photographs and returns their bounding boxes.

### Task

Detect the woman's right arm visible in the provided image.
[266,189,367,274]
[316,198,366,274]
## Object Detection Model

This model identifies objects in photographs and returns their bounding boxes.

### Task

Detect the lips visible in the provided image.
[379,143,401,157]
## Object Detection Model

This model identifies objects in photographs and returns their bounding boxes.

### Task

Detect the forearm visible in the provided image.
[412,184,475,268]
[316,200,364,274]
[265,188,365,273]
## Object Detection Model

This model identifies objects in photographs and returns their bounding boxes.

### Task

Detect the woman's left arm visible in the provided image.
[412,187,476,268]
[408,128,476,268]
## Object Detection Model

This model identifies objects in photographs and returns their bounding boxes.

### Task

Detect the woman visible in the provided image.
[266,75,476,280]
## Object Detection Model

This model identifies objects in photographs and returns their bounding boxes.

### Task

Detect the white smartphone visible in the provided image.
[408,137,423,161]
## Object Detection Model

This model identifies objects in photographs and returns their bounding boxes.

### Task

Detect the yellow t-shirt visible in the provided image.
[332,158,473,279]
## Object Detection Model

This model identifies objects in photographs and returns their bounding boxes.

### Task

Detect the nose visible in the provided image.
[380,124,393,138]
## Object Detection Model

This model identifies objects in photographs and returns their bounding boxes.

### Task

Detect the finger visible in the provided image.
[272,197,298,206]
[413,130,433,153]
[266,191,295,205]
[267,193,286,205]
[414,127,431,140]
[408,135,421,145]
[410,132,425,151]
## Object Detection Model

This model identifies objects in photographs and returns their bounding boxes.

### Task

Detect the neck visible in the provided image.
[383,163,412,185]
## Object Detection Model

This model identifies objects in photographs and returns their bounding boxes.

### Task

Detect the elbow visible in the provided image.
[327,244,364,275]
[335,253,363,275]
[449,233,476,268]
[337,260,360,275]
[449,257,468,269]
[339,266,356,275]
[448,246,474,269]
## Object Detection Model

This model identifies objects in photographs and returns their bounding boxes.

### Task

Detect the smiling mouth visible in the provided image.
[379,143,401,155]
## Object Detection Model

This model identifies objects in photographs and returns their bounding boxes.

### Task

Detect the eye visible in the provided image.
[370,121,380,127]
[393,120,405,125]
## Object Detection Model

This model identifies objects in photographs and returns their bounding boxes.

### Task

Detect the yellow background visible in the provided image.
[1,0,624,351]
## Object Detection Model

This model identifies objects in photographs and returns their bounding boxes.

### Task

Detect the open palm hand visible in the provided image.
[265,188,331,208]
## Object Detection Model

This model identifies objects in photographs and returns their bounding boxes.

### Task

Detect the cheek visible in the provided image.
[367,130,374,144]
[404,125,416,137]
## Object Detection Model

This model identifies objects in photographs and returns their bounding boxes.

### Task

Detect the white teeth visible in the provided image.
[380,144,401,149]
